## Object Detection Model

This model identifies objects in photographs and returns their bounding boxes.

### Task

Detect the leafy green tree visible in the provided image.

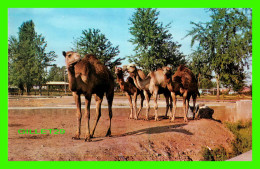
[8,20,56,95]
[189,50,213,88]
[128,8,186,72]
[73,28,123,70]
[186,8,252,99]
[47,65,67,82]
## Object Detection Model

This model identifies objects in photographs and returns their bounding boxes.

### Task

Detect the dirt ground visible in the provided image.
[8,96,235,161]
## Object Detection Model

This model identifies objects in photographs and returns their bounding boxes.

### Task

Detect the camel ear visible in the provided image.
[62,51,66,57]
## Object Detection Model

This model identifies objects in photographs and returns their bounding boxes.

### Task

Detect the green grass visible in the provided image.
[201,120,252,161]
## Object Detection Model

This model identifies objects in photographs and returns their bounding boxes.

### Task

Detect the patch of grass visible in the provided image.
[225,120,252,156]
[201,146,229,161]
[201,120,252,161]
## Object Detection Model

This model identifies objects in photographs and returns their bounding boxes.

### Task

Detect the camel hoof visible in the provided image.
[85,138,92,142]
[72,136,80,140]
[106,129,111,137]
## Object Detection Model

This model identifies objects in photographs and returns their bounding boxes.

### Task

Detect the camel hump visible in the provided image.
[76,54,113,82]
[177,64,187,72]
[84,54,100,62]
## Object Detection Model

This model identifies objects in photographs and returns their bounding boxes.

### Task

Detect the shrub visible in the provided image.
[201,120,252,161]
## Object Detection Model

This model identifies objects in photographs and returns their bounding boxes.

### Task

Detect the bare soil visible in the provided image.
[8,96,234,161]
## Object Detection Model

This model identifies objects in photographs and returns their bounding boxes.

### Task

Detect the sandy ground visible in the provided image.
[8,96,235,161]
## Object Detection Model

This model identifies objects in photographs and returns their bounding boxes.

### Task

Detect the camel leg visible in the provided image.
[169,94,173,118]
[153,89,159,121]
[133,92,138,120]
[192,94,197,120]
[84,94,92,142]
[72,92,82,140]
[137,93,144,118]
[89,93,103,140]
[106,90,114,137]
[183,92,188,122]
[164,94,170,118]
[170,92,177,122]
[186,99,190,122]
[144,90,150,121]
[126,93,133,119]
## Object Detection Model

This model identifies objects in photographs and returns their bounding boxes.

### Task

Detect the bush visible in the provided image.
[201,146,229,161]
[225,121,252,156]
[201,120,252,161]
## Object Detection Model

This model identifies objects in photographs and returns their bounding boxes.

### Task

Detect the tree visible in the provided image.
[8,20,56,95]
[73,28,123,70]
[186,8,252,99]
[189,50,213,88]
[47,65,67,82]
[128,8,186,72]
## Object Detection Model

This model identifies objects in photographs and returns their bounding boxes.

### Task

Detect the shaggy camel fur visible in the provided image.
[63,51,114,142]
[115,66,145,119]
[127,64,172,121]
[163,65,200,122]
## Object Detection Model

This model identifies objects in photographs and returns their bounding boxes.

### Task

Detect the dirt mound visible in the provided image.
[8,108,234,161]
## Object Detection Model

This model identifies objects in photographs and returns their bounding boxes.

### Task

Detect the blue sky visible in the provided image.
[8,8,211,67]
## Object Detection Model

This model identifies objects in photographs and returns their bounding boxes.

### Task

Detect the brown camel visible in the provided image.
[162,65,200,122]
[127,64,172,121]
[63,51,114,142]
[115,66,145,119]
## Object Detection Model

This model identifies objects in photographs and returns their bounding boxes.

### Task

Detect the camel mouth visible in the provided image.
[68,58,81,66]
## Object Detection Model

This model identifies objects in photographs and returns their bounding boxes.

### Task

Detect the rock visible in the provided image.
[197,107,214,119]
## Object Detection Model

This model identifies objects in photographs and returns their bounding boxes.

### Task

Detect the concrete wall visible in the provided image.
[235,100,252,122]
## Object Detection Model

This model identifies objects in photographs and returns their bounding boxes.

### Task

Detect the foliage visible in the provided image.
[188,50,213,88]
[225,120,252,155]
[8,20,56,95]
[47,65,67,82]
[201,146,228,161]
[128,8,186,72]
[73,28,123,70]
[201,120,252,161]
[186,8,252,97]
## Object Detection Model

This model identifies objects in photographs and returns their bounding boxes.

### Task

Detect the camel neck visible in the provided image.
[67,66,77,91]
[116,75,125,86]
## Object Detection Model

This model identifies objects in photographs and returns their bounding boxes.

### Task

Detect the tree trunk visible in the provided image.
[216,74,220,100]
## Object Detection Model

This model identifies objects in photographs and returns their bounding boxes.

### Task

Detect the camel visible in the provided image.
[127,64,172,121]
[115,66,145,119]
[162,65,200,122]
[63,51,114,142]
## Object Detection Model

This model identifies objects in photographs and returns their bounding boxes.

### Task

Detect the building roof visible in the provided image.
[46,81,69,85]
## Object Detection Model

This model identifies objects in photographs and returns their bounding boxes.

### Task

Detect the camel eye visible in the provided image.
[68,54,72,57]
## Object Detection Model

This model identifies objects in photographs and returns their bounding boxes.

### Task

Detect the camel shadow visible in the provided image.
[117,123,192,138]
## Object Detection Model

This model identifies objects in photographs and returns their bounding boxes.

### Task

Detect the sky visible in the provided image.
[8,8,211,67]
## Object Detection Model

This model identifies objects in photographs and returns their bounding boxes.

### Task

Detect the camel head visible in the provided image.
[122,65,128,72]
[126,64,138,77]
[115,66,123,76]
[63,51,81,67]
[162,66,172,77]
